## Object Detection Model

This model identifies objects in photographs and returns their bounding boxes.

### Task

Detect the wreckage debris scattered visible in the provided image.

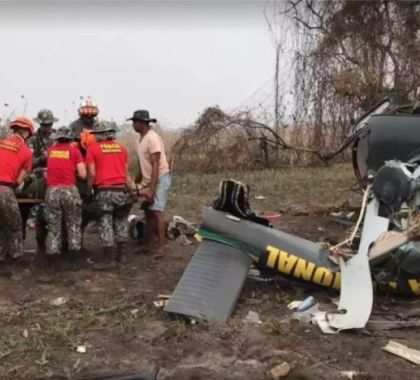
[296,296,316,312]
[167,215,197,241]
[244,310,263,325]
[49,296,68,306]
[270,362,290,379]
[153,294,171,308]
[383,340,420,365]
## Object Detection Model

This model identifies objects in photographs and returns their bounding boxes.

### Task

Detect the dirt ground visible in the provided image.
[1,164,420,380]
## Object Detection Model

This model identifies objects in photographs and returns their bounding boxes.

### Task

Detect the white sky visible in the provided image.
[0,1,277,128]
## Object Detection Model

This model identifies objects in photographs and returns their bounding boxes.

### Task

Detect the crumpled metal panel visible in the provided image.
[164,240,252,322]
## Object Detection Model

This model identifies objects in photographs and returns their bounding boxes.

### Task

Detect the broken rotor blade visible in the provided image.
[328,197,389,331]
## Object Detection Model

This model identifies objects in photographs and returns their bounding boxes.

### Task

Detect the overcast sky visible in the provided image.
[0,1,277,128]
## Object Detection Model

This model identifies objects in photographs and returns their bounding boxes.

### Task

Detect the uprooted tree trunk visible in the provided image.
[242,115,332,165]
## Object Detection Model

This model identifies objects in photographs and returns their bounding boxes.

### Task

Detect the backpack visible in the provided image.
[212,179,270,226]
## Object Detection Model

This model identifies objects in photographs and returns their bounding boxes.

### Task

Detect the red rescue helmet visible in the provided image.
[10,116,35,137]
[78,99,99,117]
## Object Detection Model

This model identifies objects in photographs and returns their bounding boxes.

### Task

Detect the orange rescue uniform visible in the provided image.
[0,135,32,186]
[86,141,128,187]
[46,143,84,187]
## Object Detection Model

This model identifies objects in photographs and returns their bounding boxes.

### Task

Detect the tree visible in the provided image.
[284,0,420,135]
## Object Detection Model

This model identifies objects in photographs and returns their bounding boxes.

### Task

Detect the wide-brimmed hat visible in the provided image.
[35,109,58,124]
[127,110,157,123]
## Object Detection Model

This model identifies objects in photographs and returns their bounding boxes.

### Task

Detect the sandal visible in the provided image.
[152,252,164,260]
[134,247,154,255]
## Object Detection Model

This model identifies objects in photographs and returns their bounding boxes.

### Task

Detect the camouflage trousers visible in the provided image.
[0,188,23,260]
[45,186,82,255]
[95,190,133,248]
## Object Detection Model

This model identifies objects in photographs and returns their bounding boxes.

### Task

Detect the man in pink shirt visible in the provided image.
[128,110,171,256]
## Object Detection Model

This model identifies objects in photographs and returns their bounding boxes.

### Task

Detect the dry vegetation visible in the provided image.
[168,163,358,220]
[171,107,352,173]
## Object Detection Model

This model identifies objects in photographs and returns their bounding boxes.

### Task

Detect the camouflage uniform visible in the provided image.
[29,109,58,168]
[69,118,95,141]
[0,188,23,259]
[22,127,53,238]
[95,190,133,248]
[44,187,82,255]
[27,130,55,168]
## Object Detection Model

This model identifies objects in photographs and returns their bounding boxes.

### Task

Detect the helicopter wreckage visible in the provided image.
[164,98,420,332]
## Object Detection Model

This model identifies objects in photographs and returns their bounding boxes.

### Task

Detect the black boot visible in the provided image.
[103,246,115,263]
[93,247,116,270]
[116,243,128,264]
[67,250,80,261]
[46,254,60,271]
[65,250,81,271]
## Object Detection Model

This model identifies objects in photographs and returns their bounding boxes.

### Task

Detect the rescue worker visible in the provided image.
[69,99,98,152]
[0,117,33,261]
[86,121,136,265]
[20,109,57,241]
[44,126,86,260]
[69,99,99,210]
[28,109,58,168]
